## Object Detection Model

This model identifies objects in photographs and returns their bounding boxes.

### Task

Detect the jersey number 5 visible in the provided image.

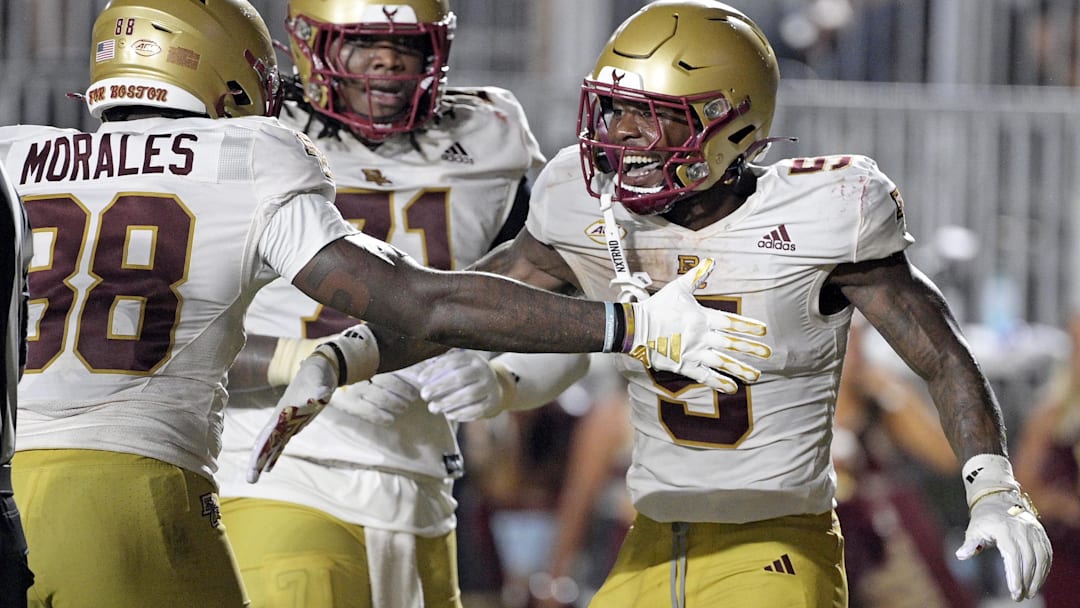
[651,297,752,448]
[24,194,192,374]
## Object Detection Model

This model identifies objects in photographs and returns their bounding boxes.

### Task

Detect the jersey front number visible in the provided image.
[303,188,452,337]
[25,193,193,374]
[651,297,752,448]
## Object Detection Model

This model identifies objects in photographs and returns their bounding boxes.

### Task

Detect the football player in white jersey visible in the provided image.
[0,162,33,608]
[212,1,566,606]
[0,1,775,606]
[302,1,1051,606]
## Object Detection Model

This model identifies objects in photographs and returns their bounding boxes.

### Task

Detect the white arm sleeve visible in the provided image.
[489,352,591,411]
[257,194,357,282]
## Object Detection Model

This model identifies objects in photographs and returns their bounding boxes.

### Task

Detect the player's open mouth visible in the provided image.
[619,154,664,193]
[365,86,406,104]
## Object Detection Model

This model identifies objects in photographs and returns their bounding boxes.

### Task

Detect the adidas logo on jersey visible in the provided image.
[757,224,796,251]
[763,553,796,575]
[441,142,474,164]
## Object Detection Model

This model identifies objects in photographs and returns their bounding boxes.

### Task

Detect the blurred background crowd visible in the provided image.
[4,0,1080,606]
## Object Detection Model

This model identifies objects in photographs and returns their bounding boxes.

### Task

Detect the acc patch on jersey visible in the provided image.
[294,131,333,180]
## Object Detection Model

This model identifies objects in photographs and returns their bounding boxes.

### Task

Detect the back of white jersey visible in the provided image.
[0,117,346,479]
[527,147,913,523]
[218,88,544,527]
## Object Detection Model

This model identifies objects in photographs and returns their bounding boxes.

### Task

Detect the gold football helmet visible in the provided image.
[286,0,455,140]
[578,0,779,215]
[86,0,281,120]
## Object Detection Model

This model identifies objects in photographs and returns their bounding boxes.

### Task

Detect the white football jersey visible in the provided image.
[217,87,545,535]
[527,146,914,523]
[0,116,355,481]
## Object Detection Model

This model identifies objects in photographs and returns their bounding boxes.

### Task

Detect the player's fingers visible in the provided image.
[1031,532,1053,597]
[955,536,985,561]
[674,348,758,385]
[709,311,768,337]
[699,330,771,360]
[1018,541,1037,600]
[719,332,771,359]
[677,363,738,394]
[995,540,1023,601]
[716,354,761,383]
[684,258,715,289]
[420,374,481,403]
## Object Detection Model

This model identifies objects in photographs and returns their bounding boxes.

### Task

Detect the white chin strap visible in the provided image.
[599,193,652,303]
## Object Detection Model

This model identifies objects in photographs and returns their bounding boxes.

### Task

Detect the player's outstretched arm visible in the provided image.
[833,251,1052,602]
[292,235,770,388]
[247,233,774,482]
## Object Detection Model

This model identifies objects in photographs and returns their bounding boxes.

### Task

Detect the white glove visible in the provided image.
[332,367,425,426]
[955,454,1053,601]
[625,259,771,393]
[246,325,381,482]
[416,350,506,423]
[247,352,338,483]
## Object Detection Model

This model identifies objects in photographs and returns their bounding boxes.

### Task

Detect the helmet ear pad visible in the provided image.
[673,99,760,195]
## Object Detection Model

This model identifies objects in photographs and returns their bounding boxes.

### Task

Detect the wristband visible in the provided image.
[314,324,380,387]
[602,302,617,353]
[601,302,630,354]
[616,303,630,351]
[267,337,322,386]
[962,453,1021,509]
[617,303,634,353]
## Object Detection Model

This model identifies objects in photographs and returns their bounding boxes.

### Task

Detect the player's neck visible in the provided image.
[662,186,748,230]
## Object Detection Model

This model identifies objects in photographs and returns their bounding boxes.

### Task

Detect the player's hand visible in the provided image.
[626,259,771,393]
[332,367,424,426]
[956,490,1052,601]
[247,353,338,483]
[417,350,505,423]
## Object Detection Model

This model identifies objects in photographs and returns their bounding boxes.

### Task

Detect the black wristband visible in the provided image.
[323,341,349,386]
[612,303,627,352]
